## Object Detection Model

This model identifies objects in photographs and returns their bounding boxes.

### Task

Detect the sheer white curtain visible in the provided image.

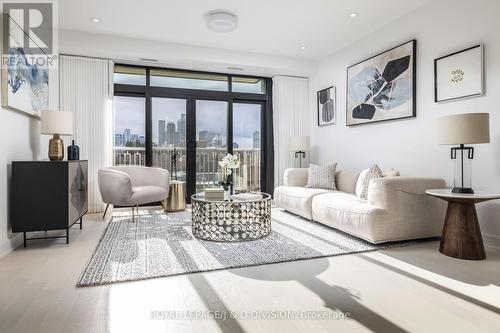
[59,55,113,213]
[272,76,310,188]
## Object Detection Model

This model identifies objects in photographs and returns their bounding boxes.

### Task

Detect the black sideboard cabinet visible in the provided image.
[12,160,88,247]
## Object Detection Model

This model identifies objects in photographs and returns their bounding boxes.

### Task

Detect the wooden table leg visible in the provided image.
[440,200,486,260]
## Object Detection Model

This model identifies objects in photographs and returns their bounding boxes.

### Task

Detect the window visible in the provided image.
[113,96,146,166]
[151,69,228,91]
[113,65,272,199]
[113,65,146,86]
[232,77,266,94]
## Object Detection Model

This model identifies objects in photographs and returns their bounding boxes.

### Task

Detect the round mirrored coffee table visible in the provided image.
[191,192,272,242]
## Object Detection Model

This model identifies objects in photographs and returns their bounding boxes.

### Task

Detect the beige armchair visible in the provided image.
[98,166,170,221]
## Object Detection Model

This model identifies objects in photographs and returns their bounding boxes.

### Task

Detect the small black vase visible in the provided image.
[67,140,80,161]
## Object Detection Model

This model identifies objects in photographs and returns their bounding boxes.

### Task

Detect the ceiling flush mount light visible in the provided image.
[349,12,358,18]
[91,17,101,23]
[299,45,306,50]
[206,11,238,33]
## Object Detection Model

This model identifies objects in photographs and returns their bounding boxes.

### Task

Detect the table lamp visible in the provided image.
[438,113,490,193]
[288,136,310,168]
[41,110,74,161]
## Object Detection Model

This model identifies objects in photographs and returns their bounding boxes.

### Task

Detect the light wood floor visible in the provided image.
[1,208,500,333]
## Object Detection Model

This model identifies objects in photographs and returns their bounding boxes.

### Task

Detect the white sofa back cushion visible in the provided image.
[335,171,360,194]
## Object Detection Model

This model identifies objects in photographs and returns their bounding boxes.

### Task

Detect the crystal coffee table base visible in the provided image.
[191,197,272,242]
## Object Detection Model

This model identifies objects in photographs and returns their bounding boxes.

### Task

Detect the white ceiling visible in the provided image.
[59,0,431,60]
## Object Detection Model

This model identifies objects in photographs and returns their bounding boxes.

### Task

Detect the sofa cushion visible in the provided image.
[311,192,389,243]
[383,168,400,177]
[305,163,337,190]
[274,186,331,219]
[131,186,168,205]
[335,170,360,194]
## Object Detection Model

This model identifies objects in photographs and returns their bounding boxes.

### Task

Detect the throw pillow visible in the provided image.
[383,168,400,177]
[355,164,383,199]
[305,163,337,190]
[355,168,369,197]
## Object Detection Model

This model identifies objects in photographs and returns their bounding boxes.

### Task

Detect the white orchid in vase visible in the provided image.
[218,153,240,192]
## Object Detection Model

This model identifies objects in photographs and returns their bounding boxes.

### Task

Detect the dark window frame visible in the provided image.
[113,64,274,196]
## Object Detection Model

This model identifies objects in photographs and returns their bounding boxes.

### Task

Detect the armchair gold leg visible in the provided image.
[103,204,109,219]
[131,206,135,222]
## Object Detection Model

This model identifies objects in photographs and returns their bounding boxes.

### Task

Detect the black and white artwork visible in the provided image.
[346,40,416,126]
[317,86,336,126]
[434,44,484,103]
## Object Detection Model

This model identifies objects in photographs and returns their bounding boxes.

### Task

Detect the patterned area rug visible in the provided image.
[77,208,415,287]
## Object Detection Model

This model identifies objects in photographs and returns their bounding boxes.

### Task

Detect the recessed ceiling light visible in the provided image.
[206,11,238,33]
[349,12,358,18]
[91,18,101,23]
[299,45,306,50]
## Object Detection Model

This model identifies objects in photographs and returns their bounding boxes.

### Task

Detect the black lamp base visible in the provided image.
[451,187,474,194]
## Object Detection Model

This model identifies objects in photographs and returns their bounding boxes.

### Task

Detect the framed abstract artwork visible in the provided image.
[1,46,49,119]
[346,40,416,126]
[317,86,336,126]
[434,44,484,103]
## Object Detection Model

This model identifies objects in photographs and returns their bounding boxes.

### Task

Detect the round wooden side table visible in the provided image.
[165,181,186,212]
[426,189,500,260]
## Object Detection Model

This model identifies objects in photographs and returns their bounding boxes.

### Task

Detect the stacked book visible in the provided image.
[230,193,263,201]
[204,188,224,201]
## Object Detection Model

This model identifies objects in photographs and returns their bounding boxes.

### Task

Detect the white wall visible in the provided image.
[59,30,317,78]
[309,0,500,247]
[0,110,43,256]
[0,65,57,258]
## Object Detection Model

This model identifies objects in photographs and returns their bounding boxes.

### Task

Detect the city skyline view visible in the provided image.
[113,96,262,149]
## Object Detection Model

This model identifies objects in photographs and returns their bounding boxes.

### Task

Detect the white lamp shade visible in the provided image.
[438,113,490,145]
[288,136,310,151]
[41,110,74,136]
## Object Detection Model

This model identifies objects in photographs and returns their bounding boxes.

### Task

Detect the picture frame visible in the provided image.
[317,86,336,126]
[346,40,416,126]
[434,44,484,103]
[1,31,49,119]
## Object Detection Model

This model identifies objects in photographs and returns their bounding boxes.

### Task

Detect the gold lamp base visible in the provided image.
[48,134,64,161]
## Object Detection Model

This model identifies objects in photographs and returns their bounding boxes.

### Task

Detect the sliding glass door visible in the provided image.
[195,100,228,193]
[113,65,273,200]
[151,97,187,181]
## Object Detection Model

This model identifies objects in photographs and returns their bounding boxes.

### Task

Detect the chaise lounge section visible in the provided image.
[274,168,446,244]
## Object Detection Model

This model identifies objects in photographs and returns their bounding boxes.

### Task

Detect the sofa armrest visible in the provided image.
[367,176,447,220]
[366,176,447,240]
[283,168,308,187]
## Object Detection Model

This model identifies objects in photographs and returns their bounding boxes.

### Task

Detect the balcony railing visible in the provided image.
[113,147,261,192]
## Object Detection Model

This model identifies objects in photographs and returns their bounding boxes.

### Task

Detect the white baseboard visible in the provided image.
[0,234,23,259]
[483,232,500,250]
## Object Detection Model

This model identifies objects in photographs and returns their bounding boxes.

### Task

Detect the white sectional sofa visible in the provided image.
[274,168,447,244]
